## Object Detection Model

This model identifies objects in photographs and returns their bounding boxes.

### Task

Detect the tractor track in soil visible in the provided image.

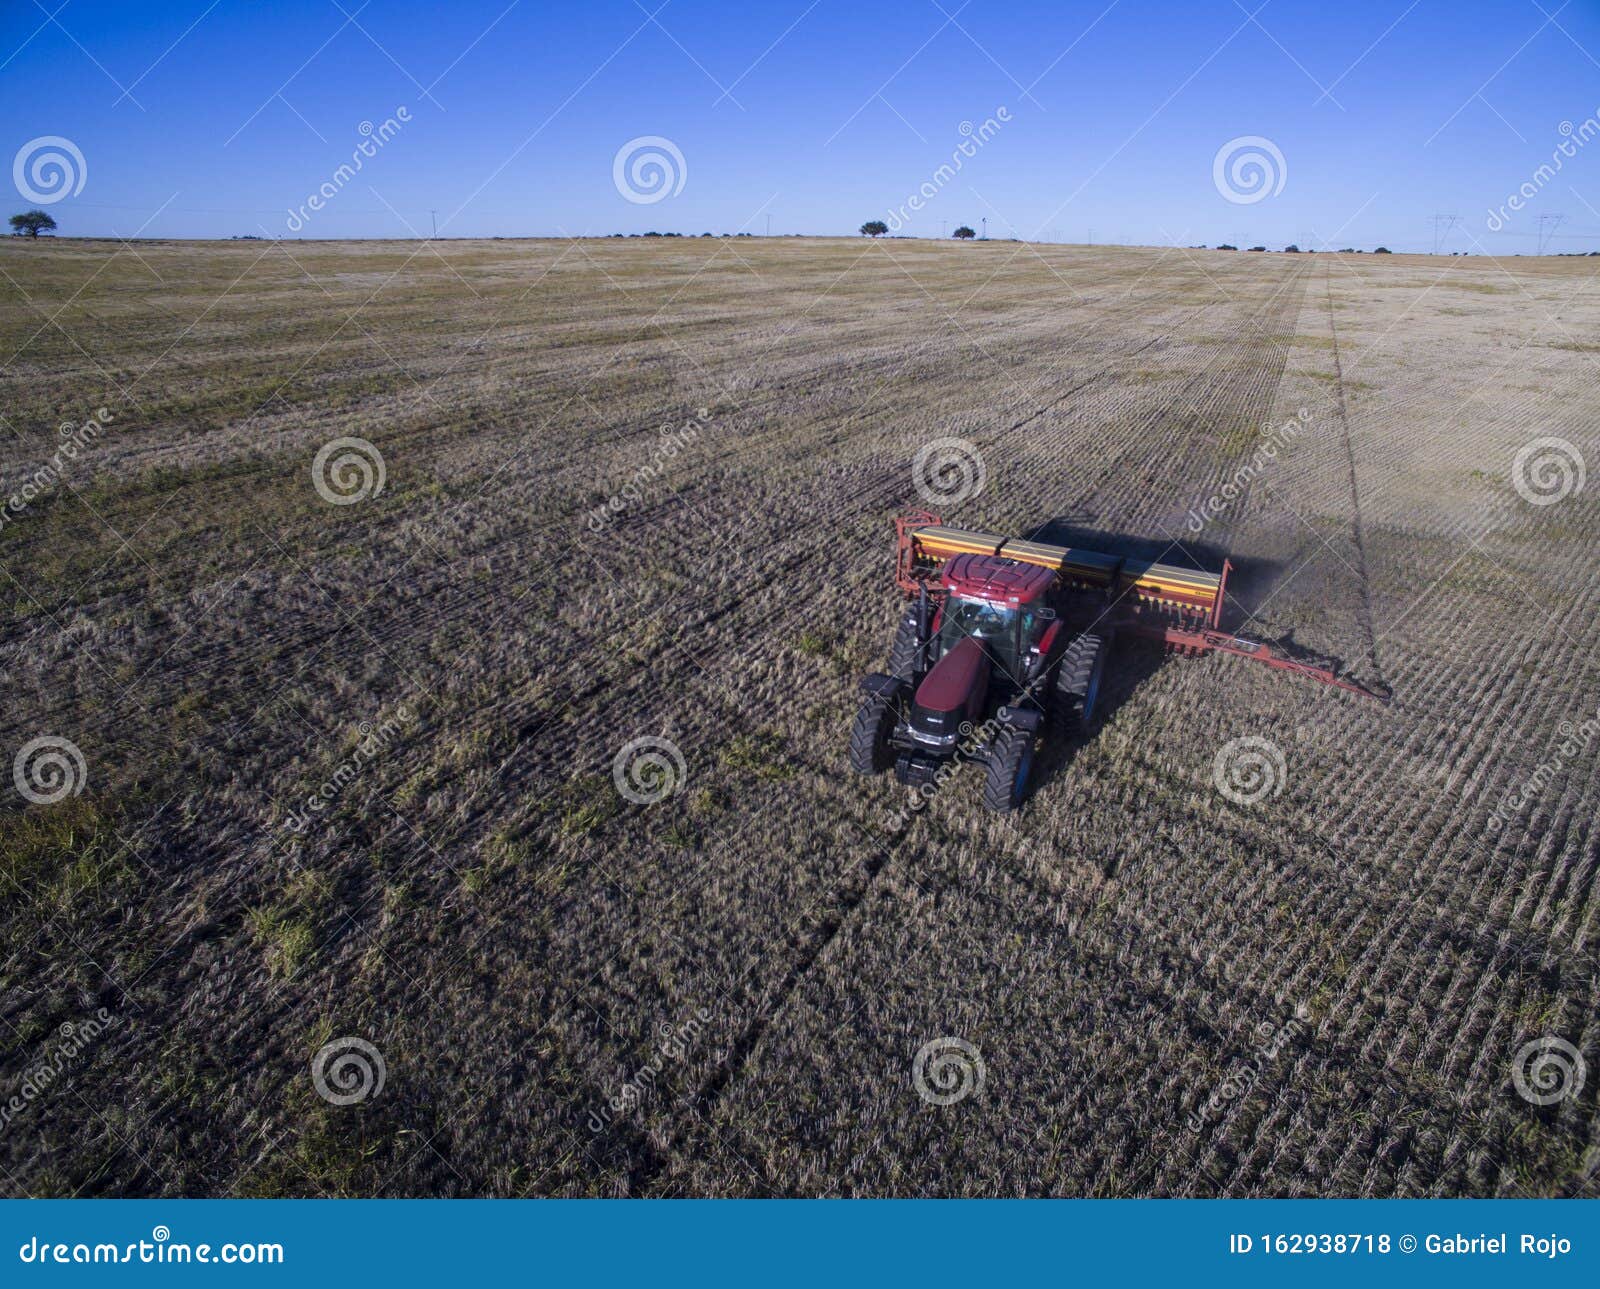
[1322,267,1387,691]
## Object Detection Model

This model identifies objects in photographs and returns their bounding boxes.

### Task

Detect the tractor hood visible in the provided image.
[909,636,989,748]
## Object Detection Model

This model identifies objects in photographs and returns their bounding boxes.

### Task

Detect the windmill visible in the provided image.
[1537,213,1566,255]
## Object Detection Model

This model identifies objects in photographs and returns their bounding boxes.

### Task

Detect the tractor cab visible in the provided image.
[935,555,1059,683]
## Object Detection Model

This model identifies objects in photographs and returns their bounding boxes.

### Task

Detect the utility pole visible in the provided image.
[429,210,437,240]
[1537,213,1565,255]
[1431,214,1459,255]
[766,214,772,237]
[940,219,947,239]
[981,216,987,240]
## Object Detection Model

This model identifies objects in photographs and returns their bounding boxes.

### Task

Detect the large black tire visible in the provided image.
[849,694,897,775]
[888,607,922,681]
[1052,632,1106,737]
[981,723,1034,813]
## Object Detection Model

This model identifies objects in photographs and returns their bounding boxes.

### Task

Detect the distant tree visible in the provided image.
[1217,243,1237,251]
[953,225,976,239]
[1247,245,1266,252]
[860,220,889,238]
[1283,244,1300,253]
[1374,246,1392,254]
[9,209,56,238]
[1338,247,1356,253]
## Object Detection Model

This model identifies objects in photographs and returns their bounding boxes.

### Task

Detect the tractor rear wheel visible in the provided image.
[888,607,922,681]
[1052,632,1106,737]
[849,694,897,775]
[982,723,1033,813]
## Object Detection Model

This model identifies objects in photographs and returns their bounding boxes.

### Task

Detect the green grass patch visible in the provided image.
[0,798,131,914]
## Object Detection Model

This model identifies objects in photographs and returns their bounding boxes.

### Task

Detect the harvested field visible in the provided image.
[1,236,1597,1197]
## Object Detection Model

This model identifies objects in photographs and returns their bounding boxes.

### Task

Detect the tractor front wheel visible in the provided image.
[982,724,1033,813]
[849,694,897,775]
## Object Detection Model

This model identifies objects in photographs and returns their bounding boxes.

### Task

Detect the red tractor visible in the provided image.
[850,512,1385,812]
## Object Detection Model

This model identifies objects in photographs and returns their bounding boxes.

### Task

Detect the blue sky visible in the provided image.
[4,0,1600,252]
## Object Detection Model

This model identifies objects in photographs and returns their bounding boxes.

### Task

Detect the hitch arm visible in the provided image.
[1131,623,1391,703]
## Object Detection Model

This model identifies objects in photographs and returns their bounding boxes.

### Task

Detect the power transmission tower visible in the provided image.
[429,210,437,240]
[766,214,772,237]
[981,217,987,240]
[1537,213,1565,255]
[940,219,947,238]
[1431,214,1459,255]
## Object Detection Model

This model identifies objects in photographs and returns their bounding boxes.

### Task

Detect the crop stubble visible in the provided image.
[0,237,1596,1197]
